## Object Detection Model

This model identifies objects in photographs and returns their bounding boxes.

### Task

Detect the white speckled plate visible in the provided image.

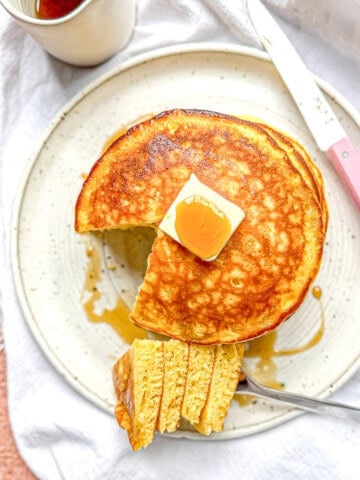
[12,44,360,440]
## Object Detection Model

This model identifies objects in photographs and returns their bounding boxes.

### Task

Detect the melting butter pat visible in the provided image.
[159,174,245,261]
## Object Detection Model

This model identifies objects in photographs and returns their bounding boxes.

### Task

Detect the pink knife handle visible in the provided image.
[327,137,360,210]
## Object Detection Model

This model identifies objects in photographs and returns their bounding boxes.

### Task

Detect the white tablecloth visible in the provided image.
[1,1,360,479]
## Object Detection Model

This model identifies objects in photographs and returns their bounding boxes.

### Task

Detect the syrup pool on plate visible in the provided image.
[35,0,83,19]
[82,235,147,344]
[236,286,325,406]
[100,115,154,155]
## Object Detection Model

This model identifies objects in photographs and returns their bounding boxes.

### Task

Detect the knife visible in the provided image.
[247,0,360,210]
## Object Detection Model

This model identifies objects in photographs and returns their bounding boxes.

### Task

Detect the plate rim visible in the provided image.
[10,42,360,439]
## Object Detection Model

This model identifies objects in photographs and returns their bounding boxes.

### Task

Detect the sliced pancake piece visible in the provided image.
[76,109,326,343]
[194,344,243,435]
[181,344,216,424]
[113,339,164,451]
[157,339,189,433]
[235,342,245,361]
[114,398,134,443]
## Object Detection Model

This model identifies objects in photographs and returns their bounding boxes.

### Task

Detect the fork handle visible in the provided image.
[247,377,360,422]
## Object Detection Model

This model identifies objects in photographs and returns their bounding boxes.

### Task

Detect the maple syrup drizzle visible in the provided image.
[101,114,155,155]
[235,286,325,407]
[101,127,129,154]
[36,0,83,19]
[245,331,283,388]
[82,236,147,344]
[312,286,322,300]
[275,286,325,356]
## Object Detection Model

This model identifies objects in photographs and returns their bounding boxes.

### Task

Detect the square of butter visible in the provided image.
[159,174,245,261]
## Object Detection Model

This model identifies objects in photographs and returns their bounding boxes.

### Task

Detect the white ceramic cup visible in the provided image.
[0,0,136,66]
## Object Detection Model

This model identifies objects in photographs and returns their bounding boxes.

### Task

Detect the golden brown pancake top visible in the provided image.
[76,109,326,343]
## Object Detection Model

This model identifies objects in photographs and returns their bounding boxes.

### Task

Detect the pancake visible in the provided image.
[256,123,328,231]
[289,136,329,231]
[76,109,326,344]
[181,344,216,424]
[114,399,133,439]
[113,339,164,451]
[157,339,189,433]
[113,340,246,449]
[195,343,243,435]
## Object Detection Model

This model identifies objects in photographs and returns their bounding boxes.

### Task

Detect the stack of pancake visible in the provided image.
[75,109,328,449]
[113,339,244,450]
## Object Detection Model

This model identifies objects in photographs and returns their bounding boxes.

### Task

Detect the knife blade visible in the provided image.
[247,0,360,210]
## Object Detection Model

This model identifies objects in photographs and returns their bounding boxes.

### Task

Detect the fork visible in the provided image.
[236,366,360,422]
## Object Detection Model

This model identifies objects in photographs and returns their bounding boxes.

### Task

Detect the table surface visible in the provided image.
[0,349,36,480]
